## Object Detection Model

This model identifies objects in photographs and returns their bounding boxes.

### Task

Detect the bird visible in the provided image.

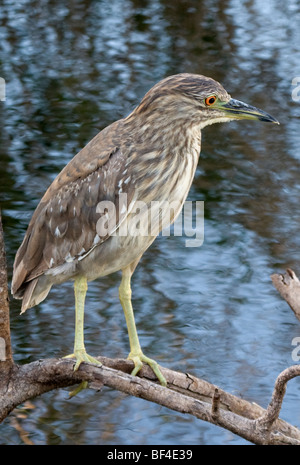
[12,73,279,387]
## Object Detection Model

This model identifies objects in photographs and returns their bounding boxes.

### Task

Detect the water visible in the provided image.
[1,0,300,445]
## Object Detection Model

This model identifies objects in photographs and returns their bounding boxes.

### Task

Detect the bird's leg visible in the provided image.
[64,276,101,371]
[119,269,167,386]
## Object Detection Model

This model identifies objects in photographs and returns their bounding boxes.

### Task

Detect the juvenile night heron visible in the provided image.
[12,74,278,386]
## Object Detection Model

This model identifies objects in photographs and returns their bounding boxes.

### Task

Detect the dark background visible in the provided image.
[1,0,300,445]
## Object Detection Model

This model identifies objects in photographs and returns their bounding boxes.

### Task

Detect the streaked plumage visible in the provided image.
[12,73,278,385]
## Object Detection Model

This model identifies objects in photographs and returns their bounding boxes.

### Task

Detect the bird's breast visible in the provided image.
[129,143,200,235]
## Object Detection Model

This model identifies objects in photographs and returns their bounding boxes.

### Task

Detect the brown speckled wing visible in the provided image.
[12,119,134,297]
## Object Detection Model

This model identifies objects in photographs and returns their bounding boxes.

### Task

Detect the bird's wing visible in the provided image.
[12,119,134,297]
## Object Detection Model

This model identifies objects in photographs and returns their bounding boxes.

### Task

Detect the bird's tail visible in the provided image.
[13,277,52,314]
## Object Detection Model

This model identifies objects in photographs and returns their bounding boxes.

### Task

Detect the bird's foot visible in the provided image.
[64,349,102,371]
[128,350,167,387]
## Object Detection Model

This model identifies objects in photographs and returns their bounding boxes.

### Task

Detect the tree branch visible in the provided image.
[1,355,300,445]
[271,269,300,321]
[0,209,13,372]
[255,365,300,431]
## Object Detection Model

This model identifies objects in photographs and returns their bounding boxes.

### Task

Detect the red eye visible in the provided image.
[205,95,217,106]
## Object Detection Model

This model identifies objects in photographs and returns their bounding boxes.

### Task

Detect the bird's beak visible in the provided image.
[220,98,279,124]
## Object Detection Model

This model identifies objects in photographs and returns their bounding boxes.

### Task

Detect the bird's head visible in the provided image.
[133,73,279,129]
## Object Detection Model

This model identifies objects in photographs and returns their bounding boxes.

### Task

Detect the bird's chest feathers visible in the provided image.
[128,133,200,236]
[164,130,201,201]
[168,146,199,205]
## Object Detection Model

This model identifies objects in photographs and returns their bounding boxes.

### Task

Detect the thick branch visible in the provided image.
[0,210,13,371]
[271,269,300,321]
[1,356,300,445]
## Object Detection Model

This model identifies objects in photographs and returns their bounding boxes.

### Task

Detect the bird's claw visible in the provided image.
[128,351,167,387]
[63,349,102,371]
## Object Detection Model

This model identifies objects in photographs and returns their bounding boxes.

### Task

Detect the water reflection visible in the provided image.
[1,0,300,445]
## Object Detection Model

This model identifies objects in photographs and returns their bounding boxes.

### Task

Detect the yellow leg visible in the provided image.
[119,269,167,386]
[64,276,101,371]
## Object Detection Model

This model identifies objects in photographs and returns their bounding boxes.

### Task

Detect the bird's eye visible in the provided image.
[205,95,217,106]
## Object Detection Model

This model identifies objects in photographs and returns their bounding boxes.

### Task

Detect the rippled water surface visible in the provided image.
[1,0,300,445]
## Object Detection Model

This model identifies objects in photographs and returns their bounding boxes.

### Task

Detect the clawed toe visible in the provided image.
[128,351,167,386]
[64,350,102,371]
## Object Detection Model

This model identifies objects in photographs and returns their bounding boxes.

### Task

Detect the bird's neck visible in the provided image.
[123,107,202,155]
[121,109,201,206]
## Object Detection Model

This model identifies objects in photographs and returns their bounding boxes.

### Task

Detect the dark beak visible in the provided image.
[221,98,279,124]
